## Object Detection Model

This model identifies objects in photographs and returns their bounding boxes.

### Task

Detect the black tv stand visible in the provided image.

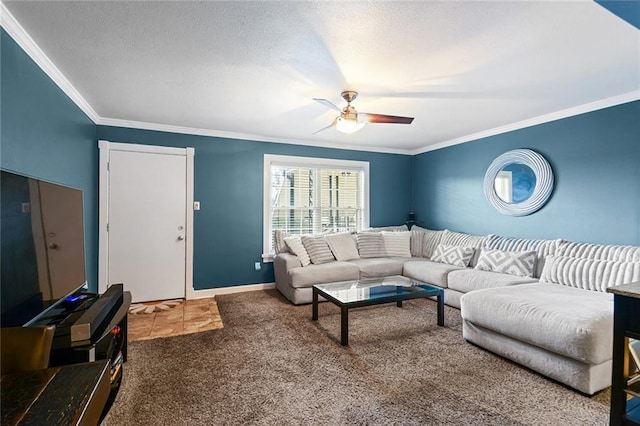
[30,284,131,420]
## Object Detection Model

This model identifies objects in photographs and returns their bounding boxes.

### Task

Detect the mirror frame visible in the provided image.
[483,149,554,216]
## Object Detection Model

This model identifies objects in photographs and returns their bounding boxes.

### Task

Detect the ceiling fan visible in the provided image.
[312,91,414,135]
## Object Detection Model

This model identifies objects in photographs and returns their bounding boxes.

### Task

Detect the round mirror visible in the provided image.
[484,149,553,216]
[494,163,537,204]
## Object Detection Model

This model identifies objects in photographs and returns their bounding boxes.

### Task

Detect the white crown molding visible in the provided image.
[0,2,100,123]
[97,116,414,155]
[411,91,640,155]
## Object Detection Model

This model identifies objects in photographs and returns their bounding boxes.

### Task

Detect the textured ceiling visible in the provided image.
[3,1,639,153]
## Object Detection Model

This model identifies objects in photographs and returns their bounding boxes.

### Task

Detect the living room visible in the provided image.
[1,1,639,424]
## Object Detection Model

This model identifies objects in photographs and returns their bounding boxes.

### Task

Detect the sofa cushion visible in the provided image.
[475,248,537,277]
[273,230,291,254]
[284,236,311,266]
[448,269,537,293]
[410,226,445,259]
[432,244,474,267]
[557,241,640,262]
[381,231,411,257]
[325,233,360,261]
[460,283,613,364]
[402,259,462,288]
[365,225,409,232]
[347,258,404,278]
[540,255,640,292]
[356,232,387,258]
[289,261,360,288]
[440,230,487,266]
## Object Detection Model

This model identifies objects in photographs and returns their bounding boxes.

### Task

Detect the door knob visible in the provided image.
[48,243,59,249]
[177,236,185,241]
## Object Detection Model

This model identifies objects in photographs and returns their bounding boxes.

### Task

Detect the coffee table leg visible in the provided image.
[341,307,349,346]
[312,288,318,321]
[437,291,444,326]
[396,300,403,308]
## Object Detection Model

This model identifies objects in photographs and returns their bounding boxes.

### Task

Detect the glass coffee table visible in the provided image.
[312,275,444,346]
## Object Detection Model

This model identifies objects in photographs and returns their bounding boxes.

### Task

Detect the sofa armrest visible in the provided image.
[274,253,302,289]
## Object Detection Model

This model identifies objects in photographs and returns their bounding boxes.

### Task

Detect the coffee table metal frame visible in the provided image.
[311,277,444,346]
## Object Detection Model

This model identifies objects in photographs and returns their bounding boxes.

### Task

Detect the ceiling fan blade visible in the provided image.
[312,117,338,135]
[313,98,342,112]
[360,113,414,124]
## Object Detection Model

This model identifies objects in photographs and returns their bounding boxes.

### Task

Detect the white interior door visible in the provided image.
[105,148,189,302]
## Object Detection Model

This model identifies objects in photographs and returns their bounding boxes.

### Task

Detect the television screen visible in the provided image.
[1,170,87,327]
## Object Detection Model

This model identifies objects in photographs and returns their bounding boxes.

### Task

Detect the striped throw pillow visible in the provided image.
[357,232,387,258]
[301,236,335,265]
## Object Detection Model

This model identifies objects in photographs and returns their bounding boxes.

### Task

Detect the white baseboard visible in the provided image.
[190,282,275,299]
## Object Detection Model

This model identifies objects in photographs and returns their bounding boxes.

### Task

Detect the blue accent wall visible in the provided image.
[412,101,640,246]
[96,126,412,289]
[1,30,99,291]
[595,1,640,29]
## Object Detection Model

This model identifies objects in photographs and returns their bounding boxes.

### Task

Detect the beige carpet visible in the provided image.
[127,297,223,342]
[105,289,609,425]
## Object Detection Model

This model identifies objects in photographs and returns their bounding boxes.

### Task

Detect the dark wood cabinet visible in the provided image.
[608,282,640,425]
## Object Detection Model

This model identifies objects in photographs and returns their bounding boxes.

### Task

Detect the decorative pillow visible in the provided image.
[381,231,411,258]
[440,230,487,266]
[325,233,360,261]
[431,244,475,267]
[284,236,311,267]
[273,230,290,254]
[356,232,387,258]
[540,255,640,292]
[301,235,335,265]
[475,248,537,278]
[484,234,563,278]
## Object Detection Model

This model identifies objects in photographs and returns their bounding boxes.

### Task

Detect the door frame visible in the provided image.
[98,140,195,299]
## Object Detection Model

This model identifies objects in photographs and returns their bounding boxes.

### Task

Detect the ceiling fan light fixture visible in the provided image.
[335,116,365,134]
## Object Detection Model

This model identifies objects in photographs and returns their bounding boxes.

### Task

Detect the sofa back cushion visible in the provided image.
[432,244,475,267]
[440,230,487,266]
[475,248,537,278]
[357,232,387,258]
[557,241,640,262]
[301,235,335,265]
[284,236,311,266]
[381,231,411,258]
[273,230,291,254]
[325,233,360,261]
[540,255,640,292]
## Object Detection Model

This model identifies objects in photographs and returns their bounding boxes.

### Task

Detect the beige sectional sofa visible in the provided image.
[273,225,640,395]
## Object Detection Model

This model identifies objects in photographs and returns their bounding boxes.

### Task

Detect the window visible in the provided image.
[263,155,369,260]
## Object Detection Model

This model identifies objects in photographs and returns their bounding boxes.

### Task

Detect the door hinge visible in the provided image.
[107,162,110,171]
[107,223,109,232]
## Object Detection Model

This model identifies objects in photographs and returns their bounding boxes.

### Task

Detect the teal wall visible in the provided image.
[96,126,412,289]
[1,30,99,291]
[412,101,640,246]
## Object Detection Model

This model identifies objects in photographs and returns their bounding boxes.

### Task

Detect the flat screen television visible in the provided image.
[1,169,88,327]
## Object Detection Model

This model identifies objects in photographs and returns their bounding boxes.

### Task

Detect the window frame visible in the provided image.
[262,154,370,262]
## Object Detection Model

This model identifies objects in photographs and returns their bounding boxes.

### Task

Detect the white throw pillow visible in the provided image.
[431,244,474,267]
[325,233,360,261]
[475,248,537,277]
[381,231,411,258]
[284,236,311,267]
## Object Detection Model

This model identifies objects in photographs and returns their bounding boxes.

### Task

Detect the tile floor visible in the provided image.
[127,297,223,342]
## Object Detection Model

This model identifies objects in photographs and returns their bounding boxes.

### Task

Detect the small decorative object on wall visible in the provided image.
[484,149,554,216]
